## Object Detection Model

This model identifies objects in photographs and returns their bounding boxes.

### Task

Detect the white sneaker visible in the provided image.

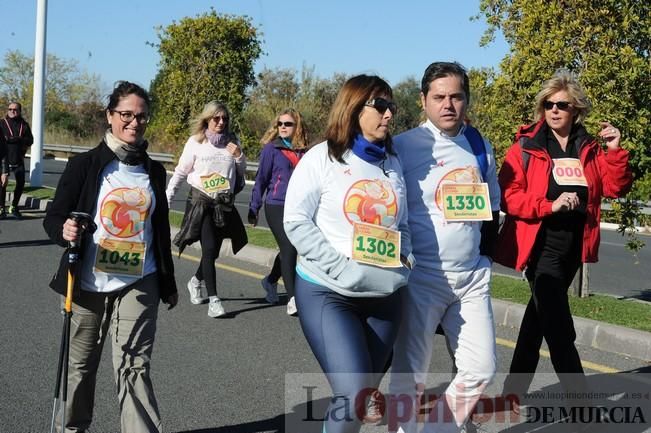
[286,296,298,316]
[208,298,226,318]
[260,277,279,304]
[187,276,208,305]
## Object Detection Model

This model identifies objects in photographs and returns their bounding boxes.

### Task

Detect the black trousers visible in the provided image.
[0,163,26,208]
[505,225,586,397]
[264,203,297,299]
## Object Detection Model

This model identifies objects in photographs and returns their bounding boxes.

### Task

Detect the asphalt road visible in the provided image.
[26,157,651,301]
[0,213,649,433]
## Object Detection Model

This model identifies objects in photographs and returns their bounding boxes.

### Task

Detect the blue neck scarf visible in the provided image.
[281,137,292,148]
[351,134,386,163]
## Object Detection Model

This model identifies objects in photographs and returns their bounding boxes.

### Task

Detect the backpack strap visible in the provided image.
[463,125,488,181]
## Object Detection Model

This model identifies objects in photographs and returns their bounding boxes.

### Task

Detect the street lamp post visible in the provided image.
[30,0,48,187]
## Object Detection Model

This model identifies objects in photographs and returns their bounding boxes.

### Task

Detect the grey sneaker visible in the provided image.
[187,276,208,304]
[208,298,226,318]
[286,296,298,316]
[261,277,279,304]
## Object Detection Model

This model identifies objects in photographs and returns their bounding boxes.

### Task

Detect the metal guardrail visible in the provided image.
[40,144,649,214]
[42,143,259,172]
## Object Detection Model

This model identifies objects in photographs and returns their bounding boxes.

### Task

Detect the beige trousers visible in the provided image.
[56,273,162,433]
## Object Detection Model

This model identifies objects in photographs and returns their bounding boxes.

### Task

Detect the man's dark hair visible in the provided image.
[106,81,151,111]
[420,62,470,103]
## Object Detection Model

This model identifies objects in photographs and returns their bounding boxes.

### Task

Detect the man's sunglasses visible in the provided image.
[365,98,397,115]
[7,108,18,112]
[543,100,572,111]
[277,121,295,127]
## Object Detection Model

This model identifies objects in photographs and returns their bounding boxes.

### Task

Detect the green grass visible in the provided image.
[492,275,651,333]
[16,189,651,333]
[5,181,56,200]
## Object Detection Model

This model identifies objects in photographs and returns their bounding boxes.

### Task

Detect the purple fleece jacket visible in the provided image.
[249,138,306,214]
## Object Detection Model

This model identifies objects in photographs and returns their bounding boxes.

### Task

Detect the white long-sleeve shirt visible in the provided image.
[166,134,246,203]
[394,120,500,272]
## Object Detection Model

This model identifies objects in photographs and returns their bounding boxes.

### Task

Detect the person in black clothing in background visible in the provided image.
[0,101,33,219]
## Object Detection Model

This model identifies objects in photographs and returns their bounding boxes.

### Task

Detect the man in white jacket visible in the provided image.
[389,62,501,433]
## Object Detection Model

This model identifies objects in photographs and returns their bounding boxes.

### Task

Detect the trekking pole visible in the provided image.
[50,212,96,433]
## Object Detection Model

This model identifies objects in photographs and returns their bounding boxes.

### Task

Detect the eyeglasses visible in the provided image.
[212,115,228,123]
[543,100,572,111]
[111,110,150,124]
[365,98,397,115]
[7,108,18,112]
[277,121,295,127]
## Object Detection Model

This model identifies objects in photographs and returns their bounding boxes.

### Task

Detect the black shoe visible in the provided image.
[0,208,6,219]
[9,206,21,219]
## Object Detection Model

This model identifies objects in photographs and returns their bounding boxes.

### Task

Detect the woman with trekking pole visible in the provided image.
[43,81,178,433]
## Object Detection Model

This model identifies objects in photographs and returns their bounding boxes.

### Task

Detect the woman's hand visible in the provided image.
[62,218,81,242]
[598,122,621,150]
[247,210,258,227]
[552,192,579,213]
[165,293,179,310]
[226,142,242,158]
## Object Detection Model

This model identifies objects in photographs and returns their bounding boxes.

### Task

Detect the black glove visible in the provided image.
[247,209,258,226]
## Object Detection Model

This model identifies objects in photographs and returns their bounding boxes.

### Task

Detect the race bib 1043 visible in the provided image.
[552,158,588,186]
[441,183,493,221]
[351,221,401,268]
[94,238,145,277]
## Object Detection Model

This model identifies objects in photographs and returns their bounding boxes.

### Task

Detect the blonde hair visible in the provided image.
[325,74,394,162]
[534,70,591,124]
[190,100,231,143]
[260,108,308,149]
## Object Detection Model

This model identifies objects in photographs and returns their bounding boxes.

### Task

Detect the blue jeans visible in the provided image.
[295,275,403,433]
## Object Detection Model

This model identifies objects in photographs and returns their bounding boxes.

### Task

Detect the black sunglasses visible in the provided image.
[277,121,295,127]
[543,100,572,111]
[365,98,397,115]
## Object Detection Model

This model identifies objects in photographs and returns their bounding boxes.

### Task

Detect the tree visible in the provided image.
[391,76,423,134]
[148,10,262,154]
[0,50,105,139]
[473,0,650,250]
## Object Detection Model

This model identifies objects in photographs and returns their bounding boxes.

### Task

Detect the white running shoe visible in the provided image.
[208,298,226,318]
[187,276,208,305]
[260,277,279,304]
[286,296,298,316]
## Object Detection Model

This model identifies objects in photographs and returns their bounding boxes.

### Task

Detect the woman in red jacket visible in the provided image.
[495,70,632,406]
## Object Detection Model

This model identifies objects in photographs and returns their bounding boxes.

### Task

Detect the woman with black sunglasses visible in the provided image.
[283,75,414,432]
[248,108,308,315]
[496,70,632,409]
[166,100,248,318]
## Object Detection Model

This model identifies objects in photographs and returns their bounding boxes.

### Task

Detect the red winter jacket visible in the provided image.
[494,119,632,271]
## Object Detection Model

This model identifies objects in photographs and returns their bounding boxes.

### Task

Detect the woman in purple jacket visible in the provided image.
[248,108,308,315]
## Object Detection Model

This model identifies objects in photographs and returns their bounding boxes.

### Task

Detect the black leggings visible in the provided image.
[195,212,224,297]
[506,226,585,396]
[264,203,296,298]
[0,164,25,208]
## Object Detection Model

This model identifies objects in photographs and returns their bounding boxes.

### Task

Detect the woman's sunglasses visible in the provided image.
[543,100,572,111]
[277,121,295,127]
[365,98,397,115]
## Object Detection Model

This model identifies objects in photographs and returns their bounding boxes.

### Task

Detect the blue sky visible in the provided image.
[2,0,509,91]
